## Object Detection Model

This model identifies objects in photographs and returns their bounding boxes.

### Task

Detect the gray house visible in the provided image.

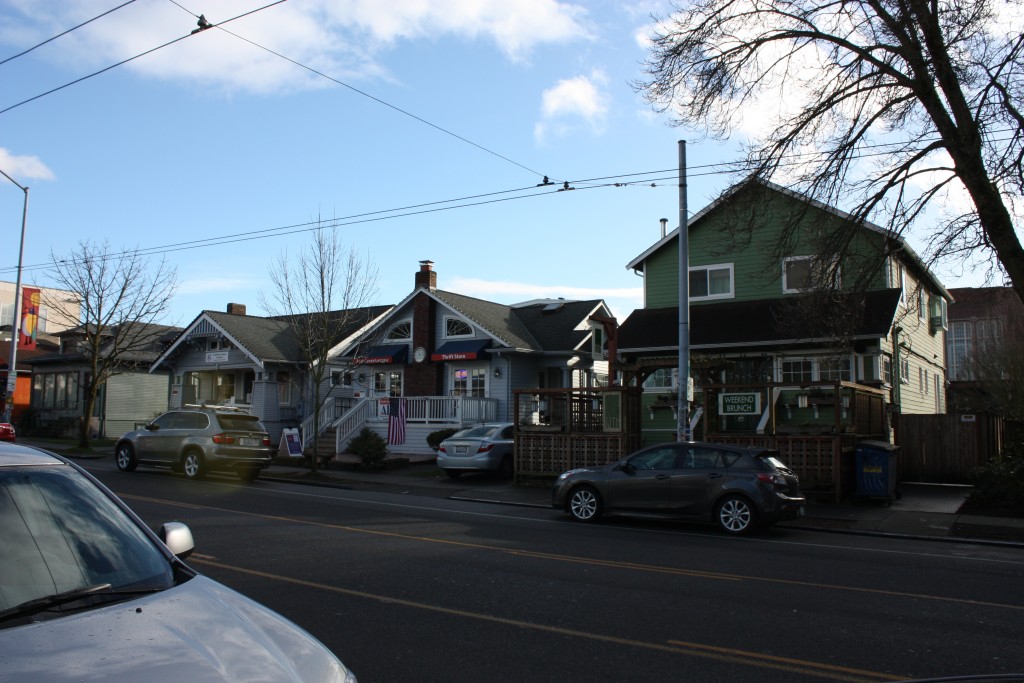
[149,303,391,446]
[323,261,614,455]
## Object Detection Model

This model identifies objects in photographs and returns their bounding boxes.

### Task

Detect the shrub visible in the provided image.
[965,445,1024,515]
[426,428,459,451]
[348,428,387,470]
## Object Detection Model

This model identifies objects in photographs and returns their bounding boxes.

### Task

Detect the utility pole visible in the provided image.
[676,140,690,441]
[1,168,29,423]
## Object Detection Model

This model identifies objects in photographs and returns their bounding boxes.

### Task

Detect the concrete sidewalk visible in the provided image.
[263,456,1024,546]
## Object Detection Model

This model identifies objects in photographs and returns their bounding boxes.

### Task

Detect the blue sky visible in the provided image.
[0,0,983,328]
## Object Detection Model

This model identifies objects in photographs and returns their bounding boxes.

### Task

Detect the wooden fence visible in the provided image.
[897,413,1003,484]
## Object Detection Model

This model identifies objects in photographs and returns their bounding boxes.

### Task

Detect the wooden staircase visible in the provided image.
[303,427,338,467]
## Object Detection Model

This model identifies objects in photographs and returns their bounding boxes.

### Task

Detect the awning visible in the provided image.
[431,339,490,361]
[353,344,409,365]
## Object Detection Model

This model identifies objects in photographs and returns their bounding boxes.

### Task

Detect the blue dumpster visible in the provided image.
[854,441,899,503]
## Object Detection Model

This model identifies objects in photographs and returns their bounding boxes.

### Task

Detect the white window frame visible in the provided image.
[688,263,735,301]
[782,256,840,294]
[385,319,412,341]
[444,316,473,338]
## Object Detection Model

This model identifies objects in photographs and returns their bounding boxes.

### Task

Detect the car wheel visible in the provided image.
[115,443,137,472]
[716,495,757,534]
[568,485,602,522]
[182,450,205,480]
[238,468,260,482]
[498,455,514,479]
[444,470,463,480]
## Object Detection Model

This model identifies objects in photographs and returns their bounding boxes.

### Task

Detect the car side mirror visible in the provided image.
[615,461,636,475]
[159,521,195,560]
[145,423,159,431]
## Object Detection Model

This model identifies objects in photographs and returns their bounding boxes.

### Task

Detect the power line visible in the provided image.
[0,0,140,67]
[167,2,550,180]
[0,1,286,116]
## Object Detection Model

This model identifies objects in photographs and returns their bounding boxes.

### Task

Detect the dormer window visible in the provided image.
[386,320,412,340]
[445,317,472,338]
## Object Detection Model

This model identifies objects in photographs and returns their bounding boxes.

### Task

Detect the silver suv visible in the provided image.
[114,405,274,481]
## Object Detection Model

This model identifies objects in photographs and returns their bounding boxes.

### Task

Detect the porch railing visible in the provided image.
[326,396,499,453]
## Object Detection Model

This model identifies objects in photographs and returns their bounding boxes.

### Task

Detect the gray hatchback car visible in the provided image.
[115,405,274,481]
[0,441,357,682]
[552,441,805,534]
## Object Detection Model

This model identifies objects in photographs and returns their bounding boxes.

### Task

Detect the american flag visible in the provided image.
[387,397,406,445]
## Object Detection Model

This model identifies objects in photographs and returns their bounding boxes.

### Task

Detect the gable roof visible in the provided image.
[154,306,391,370]
[626,178,950,298]
[617,289,903,353]
[349,287,610,356]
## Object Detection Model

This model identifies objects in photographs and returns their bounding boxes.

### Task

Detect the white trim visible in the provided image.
[689,263,735,301]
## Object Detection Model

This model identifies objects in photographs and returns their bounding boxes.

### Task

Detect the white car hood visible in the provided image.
[0,575,352,683]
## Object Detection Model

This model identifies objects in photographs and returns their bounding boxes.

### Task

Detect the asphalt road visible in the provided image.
[82,460,1024,683]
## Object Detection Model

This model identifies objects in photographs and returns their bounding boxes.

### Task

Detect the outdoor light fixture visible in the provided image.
[493,367,501,378]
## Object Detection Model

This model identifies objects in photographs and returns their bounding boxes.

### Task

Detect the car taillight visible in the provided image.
[262,436,271,446]
[757,472,786,486]
[478,443,493,452]
[438,445,447,454]
[212,433,235,444]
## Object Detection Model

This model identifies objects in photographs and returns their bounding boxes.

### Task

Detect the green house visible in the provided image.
[616,179,951,495]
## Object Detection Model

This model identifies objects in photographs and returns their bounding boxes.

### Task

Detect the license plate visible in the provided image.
[455,445,469,455]
[239,437,260,447]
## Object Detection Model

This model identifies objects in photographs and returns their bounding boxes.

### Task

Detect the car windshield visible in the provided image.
[0,466,174,615]
[217,415,266,431]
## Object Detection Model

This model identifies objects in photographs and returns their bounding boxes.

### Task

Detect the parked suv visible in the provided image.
[114,405,274,481]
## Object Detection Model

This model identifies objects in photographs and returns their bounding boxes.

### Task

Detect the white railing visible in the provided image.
[366,396,498,424]
[334,398,374,452]
[300,397,342,451]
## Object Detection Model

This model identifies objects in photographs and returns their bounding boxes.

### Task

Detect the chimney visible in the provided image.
[660,218,668,238]
[415,260,437,290]
[226,303,247,315]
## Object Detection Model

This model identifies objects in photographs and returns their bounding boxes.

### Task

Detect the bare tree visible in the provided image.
[637,0,1024,302]
[260,224,378,473]
[47,240,178,447]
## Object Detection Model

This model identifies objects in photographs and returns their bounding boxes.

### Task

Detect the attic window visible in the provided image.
[782,256,840,293]
[445,317,472,338]
[386,320,412,340]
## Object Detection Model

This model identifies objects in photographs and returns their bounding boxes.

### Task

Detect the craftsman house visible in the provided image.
[320,261,614,456]
[615,179,952,496]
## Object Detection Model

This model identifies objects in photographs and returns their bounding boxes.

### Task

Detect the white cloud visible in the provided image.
[0,148,55,182]
[534,70,609,141]
[4,1,591,94]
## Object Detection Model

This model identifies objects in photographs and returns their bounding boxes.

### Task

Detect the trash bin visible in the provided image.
[854,440,899,503]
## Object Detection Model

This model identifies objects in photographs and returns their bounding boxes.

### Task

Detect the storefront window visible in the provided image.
[452,368,486,397]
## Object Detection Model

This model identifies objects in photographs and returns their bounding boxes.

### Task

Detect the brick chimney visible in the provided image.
[414,260,437,290]
[226,303,247,315]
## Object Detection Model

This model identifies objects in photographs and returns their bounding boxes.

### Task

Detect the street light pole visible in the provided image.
[1,168,29,423]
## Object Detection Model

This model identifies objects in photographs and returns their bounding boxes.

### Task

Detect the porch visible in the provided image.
[301,395,500,456]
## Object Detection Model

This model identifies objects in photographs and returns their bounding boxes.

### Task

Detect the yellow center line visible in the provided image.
[123,492,1024,612]
[192,556,903,683]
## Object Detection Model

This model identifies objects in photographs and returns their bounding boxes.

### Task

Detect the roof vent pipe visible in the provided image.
[660,218,668,238]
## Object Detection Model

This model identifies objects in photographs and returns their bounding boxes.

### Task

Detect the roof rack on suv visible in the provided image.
[182,403,252,414]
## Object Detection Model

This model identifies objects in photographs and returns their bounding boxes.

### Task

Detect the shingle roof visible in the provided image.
[431,291,608,352]
[202,306,391,363]
[617,290,902,353]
